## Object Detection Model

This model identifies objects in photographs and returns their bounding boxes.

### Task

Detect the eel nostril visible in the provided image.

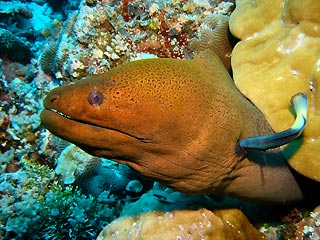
[50,95,59,103]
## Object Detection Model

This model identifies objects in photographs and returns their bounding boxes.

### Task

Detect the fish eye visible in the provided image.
[88,91,103,106]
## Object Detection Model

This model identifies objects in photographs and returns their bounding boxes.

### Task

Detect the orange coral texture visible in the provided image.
[97,208,265,240]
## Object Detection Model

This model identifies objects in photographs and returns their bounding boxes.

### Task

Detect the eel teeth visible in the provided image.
[49,108,71,119]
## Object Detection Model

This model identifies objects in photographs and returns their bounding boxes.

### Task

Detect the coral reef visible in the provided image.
[229,0,320,181]
[119,184,211,216]
[0,1,127,238]
[0,65,44,157]
[75,161,143,197]
[118,182,266,219]
[0,158,126,239]
[0,0,54,39]
[55,143,145,196]
[0,0,239,238]
[97,208,265,240]
[259,205,320,239]
[5,0,320,239]
[55,143,100,184]
[0,28,33,63]
[294,205,320,239]
[0,70,126,239]
[39,0,234,81]
[40,11,78,76]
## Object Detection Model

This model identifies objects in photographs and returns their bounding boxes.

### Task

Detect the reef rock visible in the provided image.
[229,0,320,181]
[294,205,320,239]
[0,28,32,63]
[97,208,265,240]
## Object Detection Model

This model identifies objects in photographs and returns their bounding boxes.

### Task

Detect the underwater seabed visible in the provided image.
[1,0,320,239]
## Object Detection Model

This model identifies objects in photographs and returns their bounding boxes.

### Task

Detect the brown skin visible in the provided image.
[41,50,303,203]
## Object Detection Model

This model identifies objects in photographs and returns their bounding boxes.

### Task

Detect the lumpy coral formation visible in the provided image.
[229,0,320,181]
[97,208,265,240]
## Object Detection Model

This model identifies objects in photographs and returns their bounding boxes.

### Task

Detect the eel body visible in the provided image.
[41,50,303,203]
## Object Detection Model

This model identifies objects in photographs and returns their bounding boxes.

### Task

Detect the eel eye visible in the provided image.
[88,91,103,106]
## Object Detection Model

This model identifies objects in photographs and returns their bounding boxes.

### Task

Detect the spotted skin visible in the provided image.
[41,50,303,203]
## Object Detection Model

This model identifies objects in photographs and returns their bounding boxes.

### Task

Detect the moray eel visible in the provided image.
[41,50,307,203]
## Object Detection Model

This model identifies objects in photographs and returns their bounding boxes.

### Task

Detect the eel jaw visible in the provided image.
[41,108,149,143]
[40,108,149,160]
[40,108,106,145]
[239,92,308,151]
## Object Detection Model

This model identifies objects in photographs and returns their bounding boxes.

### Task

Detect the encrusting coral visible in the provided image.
[97,208,265,240]
[229,0,320,181]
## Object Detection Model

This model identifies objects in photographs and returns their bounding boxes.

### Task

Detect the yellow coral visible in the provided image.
[97,208,265,240]
[229,0,320,181]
